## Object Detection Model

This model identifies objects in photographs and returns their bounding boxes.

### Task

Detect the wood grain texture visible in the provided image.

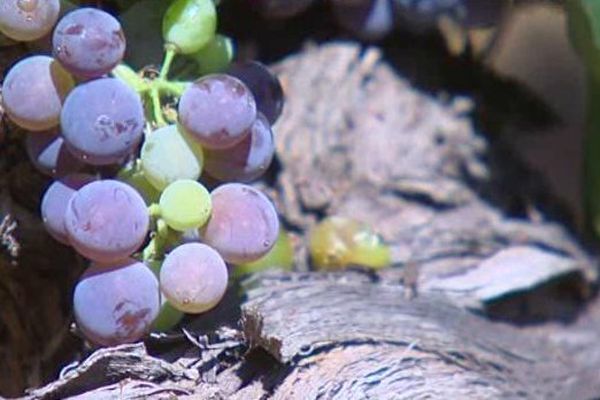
[5,42,600,399]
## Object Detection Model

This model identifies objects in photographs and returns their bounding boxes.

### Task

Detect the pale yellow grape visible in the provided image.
[159,179,211,231]
[141,124,204,191]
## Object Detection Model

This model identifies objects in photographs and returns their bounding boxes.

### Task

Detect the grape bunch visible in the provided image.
[1,0,286,346]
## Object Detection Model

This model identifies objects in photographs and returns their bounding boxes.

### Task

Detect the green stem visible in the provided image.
[160,46,177,80]
[154,80,190,97]
[148,203,161,218]
[150,87,167,127]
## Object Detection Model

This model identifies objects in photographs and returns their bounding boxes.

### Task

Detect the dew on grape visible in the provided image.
[1,55,74,131]
[202,183,279,264]
[73,259,160,346]
[64,179,149,262]
[178,74,256,149]
[61,78,145,166]
[204,113,275,183]
[160,243,228,314]
[53,7,126,78]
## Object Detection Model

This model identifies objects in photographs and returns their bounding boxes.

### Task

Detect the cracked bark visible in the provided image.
[3,42,600,399]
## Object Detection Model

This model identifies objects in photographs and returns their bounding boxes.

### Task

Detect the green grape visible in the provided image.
[148,260,184,332]
[309,216,391,270]
[233,229,294,277]
[159,179,211,231]
[117,161,161,204]
[163,0,217,55]
[141,124,204,191]
[191,34,234,75]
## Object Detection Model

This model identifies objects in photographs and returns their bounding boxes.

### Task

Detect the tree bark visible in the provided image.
[6,42,600,399]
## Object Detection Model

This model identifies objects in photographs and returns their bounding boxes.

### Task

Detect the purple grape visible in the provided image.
[178,74,257,149]
[53,8,126,78]
[1,55,74,131]
[73,259,160,346]
[26,131,84,177]
[247,0,317,18]
[331,0,395,40]
[201,183,279,264]
[204,113,275,183]
[226,61,284,125]
[0,0,60,42]
[60,78,145,166]
[41,173,96,245]
[160,243,228,314]
[64,180,149,262]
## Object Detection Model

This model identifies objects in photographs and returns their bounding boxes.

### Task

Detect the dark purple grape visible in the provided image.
[160,243,228,314]
[60,78,145,166]
[53,8,126,78]
[1,55,74,131]
[26,131,84,177]
[41,173,96,245]
[201,183,279,264]
[73,259,160,346]
[247,0,317,19]
[331,0,395,40]
[226,61,284,125]
[64,180,149,262]
[178,74,256,150]
[204,113,274,183]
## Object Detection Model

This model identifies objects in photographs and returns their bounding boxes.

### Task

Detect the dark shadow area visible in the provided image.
[483,271,593,324]
[218,1,583,240]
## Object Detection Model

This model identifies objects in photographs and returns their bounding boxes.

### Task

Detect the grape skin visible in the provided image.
[159,180,212,232]
[178,74,257,149]
[147,260,184,332]
[60,78,145,166]
[162,0,217,55]
[0,0,61,42]
[204,113,275,183]
[26,131,84,177]
[226,61,284,125]
[64,180,149,263]
[202,183,279,264]
[160,243,228,314]
[1,55,74,131]
[53,8,126,78]
[41,173,96,245]
[73,259,160,346]
[193,34,234,75]
[140,124,204,191]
